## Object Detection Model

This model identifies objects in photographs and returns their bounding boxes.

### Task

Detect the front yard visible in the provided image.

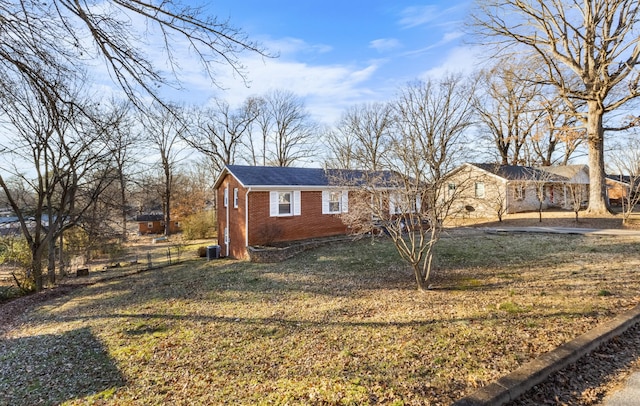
[1,230,639,405]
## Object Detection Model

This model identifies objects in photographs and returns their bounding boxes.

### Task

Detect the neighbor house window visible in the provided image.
[514,184,525,200]
[223,187,228,207]
[147,222,153,229]
[322,190,348,214]
[269,191,301,217]
[448,183,456,198]
[233,188,239,208]
[475,182,485,198]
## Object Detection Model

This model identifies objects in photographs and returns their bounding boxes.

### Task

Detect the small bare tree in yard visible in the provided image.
[525,168,555,223]
[566,183,586,223]
[488,178,508,222]
[337,76,475,291]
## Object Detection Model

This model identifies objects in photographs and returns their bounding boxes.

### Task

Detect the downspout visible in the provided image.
[245,188,251,254]
[225,187,230,258]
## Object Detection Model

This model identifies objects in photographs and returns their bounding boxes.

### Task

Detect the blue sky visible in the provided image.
[172,0,479,125]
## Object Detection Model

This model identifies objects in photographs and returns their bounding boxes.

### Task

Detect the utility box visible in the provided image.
[206,245,220,260]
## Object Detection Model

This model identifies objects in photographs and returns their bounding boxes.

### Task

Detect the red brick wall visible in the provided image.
[217,174,249,259]
[217,177,351,259]
[137,220,182,235]
[247,191,349,247]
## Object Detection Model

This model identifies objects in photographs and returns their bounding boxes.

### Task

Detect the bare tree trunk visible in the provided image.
[586,102,609,215]
[48,235,56,285]
[31,245,44,291]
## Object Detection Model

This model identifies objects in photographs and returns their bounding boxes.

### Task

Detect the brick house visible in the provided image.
[445,163,590,218]
[214,165,400,259]
[135,214,182,235]
[605,175,634,205]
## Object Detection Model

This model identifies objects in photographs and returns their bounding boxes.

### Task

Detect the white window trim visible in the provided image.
[322,190,348,214]
[475,182,485,198]
[233,188,239,208]
[270,191,301,217]
[223,187,229,208]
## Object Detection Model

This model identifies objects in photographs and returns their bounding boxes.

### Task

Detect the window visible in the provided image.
[448,183,456,198]
[279,192,292,215]
[322,190,348,214]
[389,193,403,214]
[233,188,239,208]
[147,222,153,229]
[329,192,341,212]
[269,191,301,217]
[223,187,228,207]
[514,184,525,200]
[475,182,485,198]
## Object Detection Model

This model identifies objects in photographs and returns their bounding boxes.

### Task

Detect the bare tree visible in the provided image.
[472,0,640,214]
[527,95,586,166]
[327,102,394,171]
[0,0,267,110]
[0,75,117,290]
[339,76,476,291]
[257,90,318,167]
[98,99,140,241]
[244,96,269,166]
[323,126,358,169]
[566,183,586,223]
[184,98,259,175]
[475,61,544,165]
[521,168,557,223]
[141,104,188,237]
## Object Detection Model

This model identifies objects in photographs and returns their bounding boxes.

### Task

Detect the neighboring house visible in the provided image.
[135,214,181,235]
[605,175,637,206]
[0,216,21,237]
[446,163,590,217]
[214,165,401,259]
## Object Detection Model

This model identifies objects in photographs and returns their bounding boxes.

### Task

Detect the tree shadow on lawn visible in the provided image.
[0,327,125,405]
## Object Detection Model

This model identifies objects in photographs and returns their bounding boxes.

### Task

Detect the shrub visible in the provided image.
[182,210,216,240]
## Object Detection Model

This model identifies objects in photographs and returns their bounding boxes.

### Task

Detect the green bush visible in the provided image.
[0,285,23,302]
[182,210,216,240]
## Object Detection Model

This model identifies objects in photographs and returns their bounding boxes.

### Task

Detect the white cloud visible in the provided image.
[369,38,402,52]
[418,45,485,80]
[399,5,440,28]
[210,53,383,124]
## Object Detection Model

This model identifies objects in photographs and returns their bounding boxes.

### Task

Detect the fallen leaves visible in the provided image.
[1,232,640,405]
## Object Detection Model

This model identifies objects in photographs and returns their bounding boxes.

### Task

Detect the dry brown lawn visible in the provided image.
[1,211,639,405]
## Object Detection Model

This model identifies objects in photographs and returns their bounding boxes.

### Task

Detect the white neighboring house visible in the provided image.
[445,163,590,218]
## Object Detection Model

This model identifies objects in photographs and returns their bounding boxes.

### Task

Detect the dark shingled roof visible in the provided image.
[226,165,330,186]
[470,163,568,182]
[225,165,402,187]
[135,214,164,222]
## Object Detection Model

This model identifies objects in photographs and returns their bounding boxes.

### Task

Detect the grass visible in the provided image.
[1,232,640,405]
